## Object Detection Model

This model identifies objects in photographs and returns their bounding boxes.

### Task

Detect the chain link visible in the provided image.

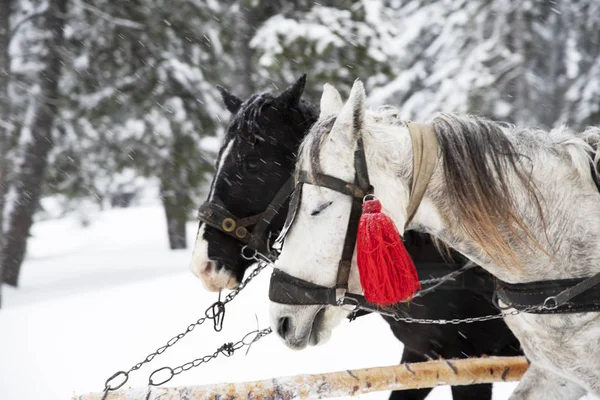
[101,254,271,398]
[148,328,272,387]
[100,244,549,399]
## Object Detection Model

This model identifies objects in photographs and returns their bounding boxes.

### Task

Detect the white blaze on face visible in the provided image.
[190,138,239,291]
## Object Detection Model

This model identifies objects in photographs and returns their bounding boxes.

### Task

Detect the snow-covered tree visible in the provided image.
[560,1,600,130]
[53,0,229,249]
[250,0,401,101]
[366,0,574,129]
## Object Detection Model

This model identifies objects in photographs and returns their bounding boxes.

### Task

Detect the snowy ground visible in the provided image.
[1,203,573,400]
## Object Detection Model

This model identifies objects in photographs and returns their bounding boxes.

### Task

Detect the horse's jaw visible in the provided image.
[269,303,348,350]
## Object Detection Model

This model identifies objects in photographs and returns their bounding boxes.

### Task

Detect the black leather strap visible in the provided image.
[268,268,337,305]
[495,274,600,314]
[297,170,367,199]
[247,177,295,252]
[197,201,260,244]
[336,196,362,289]
[198,178,295,253]
[354,137,372,194]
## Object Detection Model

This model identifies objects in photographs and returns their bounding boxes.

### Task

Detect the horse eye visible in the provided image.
[311,201,332,216]
[244,158,260,173]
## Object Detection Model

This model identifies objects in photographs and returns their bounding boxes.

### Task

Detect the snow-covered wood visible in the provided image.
[74,356,529,400]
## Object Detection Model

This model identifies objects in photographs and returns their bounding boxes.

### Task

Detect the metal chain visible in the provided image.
[353,303,548,325]
[101,252,271,398]
[147,328,272,387]
[418,262,476,286]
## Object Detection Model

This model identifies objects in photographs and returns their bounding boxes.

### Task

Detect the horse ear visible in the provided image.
[332,79,365,140]
[320,83,343,118]
[277,74,306,107]
[217,85,242,114]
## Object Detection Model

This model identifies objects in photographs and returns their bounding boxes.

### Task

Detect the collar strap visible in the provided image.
[406,122,438,227]
[495,272,600,314]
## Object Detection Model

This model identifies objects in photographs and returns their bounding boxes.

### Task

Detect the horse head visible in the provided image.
[190,75,317,291]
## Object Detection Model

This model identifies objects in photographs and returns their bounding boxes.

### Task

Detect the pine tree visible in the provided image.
[3,0,68,286]
[54,0,229,249]
[560,0,600,129]
[250,0,400,100]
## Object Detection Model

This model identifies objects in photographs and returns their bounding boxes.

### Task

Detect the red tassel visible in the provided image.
[356,199,421,305]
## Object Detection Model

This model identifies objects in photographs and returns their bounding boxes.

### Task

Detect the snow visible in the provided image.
[0,204,529,400]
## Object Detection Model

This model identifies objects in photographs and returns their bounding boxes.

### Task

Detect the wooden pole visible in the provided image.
[74,356,529,400]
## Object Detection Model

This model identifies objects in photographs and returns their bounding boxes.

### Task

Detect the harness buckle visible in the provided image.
[336,292,360,312]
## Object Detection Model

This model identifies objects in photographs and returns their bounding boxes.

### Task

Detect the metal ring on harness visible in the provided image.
[543,296,558,310]
[363,193,376,202]
[241,245,257,260]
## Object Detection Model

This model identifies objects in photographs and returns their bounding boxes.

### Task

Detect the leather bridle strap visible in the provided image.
[197,200,261,244]
[296,137,373,289]
[246,177,295,252]
[337,137,372,288]
[197,177,295,254]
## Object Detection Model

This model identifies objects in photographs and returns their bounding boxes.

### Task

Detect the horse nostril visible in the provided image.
[203,260,218,274]
[277,317,291,339]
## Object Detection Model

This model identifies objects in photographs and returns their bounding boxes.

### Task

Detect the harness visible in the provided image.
[197,177,294,257]
[268,120,600,316]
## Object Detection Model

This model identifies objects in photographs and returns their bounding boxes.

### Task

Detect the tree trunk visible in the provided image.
[0,0,11,305]
[162,197,188,250]
[160,179,188,250]
[2,0,68,287]
[159,132,189,250]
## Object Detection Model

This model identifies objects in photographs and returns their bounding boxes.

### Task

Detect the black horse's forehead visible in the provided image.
[227,94,275,137]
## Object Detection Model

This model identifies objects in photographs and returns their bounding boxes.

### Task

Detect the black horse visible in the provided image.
[191,75,522,400]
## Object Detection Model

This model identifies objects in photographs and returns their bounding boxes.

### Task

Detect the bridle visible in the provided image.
[268,121,439,312]
[197,176,295,258]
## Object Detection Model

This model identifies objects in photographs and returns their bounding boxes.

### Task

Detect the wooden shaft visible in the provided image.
[74,356,529,400]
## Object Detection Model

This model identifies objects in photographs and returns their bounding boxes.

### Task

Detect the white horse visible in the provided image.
[271,80,600,399]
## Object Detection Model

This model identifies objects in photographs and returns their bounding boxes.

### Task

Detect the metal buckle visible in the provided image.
[336,293,360,312]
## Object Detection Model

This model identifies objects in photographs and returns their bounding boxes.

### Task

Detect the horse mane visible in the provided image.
[295,115,336,182]
[431,113,600,269]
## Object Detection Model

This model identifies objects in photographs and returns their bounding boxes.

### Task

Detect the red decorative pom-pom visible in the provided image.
[356,199,421,305]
